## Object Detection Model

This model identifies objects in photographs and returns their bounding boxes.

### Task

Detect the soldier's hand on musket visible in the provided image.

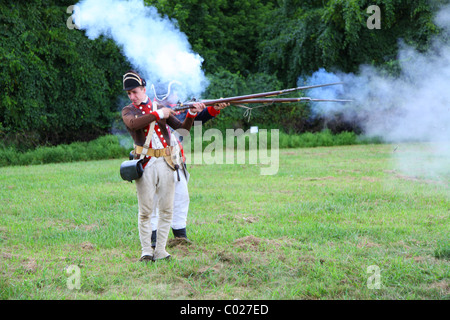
[160,107,177,119]
[191,102,206,114]
[213,102,230,110]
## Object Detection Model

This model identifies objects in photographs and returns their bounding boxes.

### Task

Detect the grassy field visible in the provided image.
[0,143,448,300]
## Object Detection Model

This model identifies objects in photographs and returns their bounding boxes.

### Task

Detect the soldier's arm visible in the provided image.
[121,105,168,130]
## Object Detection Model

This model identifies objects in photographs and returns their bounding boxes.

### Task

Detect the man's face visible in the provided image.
[127,86,146,105]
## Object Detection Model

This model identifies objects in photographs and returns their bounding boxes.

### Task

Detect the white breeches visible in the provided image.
[135,157,174,259]
[151,167,189,231]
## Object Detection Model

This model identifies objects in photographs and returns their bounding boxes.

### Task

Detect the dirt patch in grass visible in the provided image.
[361,176,379,182]
[0,227,8,241]
[233,235,262,249]
[81,241,96,251]
[357,238,381,248]
[168,237,194,258]
[412,256,427,263]
[168,238,192,248]
[242,216,259,223]
[79,224,99,231]
[395,174,438,184]
[304,176,336,181]
[384,170,446,185]
[22,258,38,274]
[232,236,297,254]
[429,280,449,295]
[197,264,222,275]
[298,255,326,265]
[217,250,244,264]
[1,251,15,260]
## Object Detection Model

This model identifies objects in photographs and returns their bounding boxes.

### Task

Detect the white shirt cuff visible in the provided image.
[156,109,165,119]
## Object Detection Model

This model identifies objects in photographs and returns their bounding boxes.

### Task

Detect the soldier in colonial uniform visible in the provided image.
[150,82,228,246]
[121,70,206,262]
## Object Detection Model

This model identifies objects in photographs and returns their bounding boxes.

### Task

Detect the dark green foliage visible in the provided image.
[202,70,287,130]
[149,0,441,86]
[0,0,130,148]
[258,0,440,87]
[0,134,128,167]
[145,0,274,76]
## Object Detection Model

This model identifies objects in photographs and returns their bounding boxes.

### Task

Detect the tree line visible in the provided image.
[0,0,442,149]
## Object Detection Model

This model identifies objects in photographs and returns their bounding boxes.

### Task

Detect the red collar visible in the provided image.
[133,97,151,109]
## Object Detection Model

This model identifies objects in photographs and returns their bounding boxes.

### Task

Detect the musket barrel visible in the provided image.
[174,82,344,110]
[231,98,353,104]
[173,96,352,110]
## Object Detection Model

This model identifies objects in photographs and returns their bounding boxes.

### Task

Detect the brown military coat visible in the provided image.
[121,102,195,147]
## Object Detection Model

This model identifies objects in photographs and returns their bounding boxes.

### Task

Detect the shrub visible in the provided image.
[0,135,129,167]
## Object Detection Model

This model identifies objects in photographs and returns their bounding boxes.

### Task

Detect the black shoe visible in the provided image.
[139,255,153,263]
[169,228,192,248]
[151,230,157,249]
[172,227,188,239]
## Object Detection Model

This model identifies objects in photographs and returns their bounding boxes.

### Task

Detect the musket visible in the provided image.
[228,98,353,104]
[173,82,345,111]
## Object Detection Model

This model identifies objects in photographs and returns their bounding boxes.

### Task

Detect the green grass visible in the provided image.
[0,143,448,300]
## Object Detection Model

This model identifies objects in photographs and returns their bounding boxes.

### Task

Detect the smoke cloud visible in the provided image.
[73,0,209,100]
[302,5,450,180]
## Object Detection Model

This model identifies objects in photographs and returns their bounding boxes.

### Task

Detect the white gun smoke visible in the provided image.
[73,0,209,101]
[303,5,450,180]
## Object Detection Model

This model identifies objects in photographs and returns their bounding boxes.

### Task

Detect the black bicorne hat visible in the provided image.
[123,70,146,91]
